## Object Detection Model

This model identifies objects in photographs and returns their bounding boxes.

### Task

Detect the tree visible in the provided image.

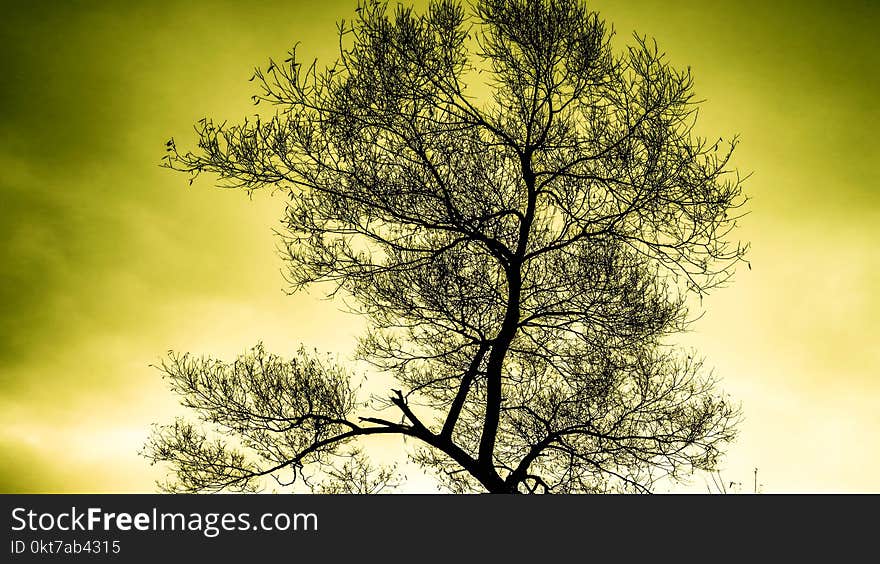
[145,0,748,494]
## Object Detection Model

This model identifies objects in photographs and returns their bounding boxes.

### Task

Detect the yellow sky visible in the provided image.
[1,0,877,493]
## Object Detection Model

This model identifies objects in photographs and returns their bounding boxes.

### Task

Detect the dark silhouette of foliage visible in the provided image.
[146,0,748,494]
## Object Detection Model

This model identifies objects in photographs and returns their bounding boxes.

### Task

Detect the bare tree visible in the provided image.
[704,468,763,494]
[145,0,748,494]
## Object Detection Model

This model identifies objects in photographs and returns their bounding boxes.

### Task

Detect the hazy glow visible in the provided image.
[1,0,877,493]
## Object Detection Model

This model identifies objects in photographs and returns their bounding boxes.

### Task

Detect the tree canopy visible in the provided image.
[146,0,748,494]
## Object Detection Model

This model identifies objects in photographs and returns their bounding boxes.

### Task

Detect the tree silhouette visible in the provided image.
[146,0,747,494]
